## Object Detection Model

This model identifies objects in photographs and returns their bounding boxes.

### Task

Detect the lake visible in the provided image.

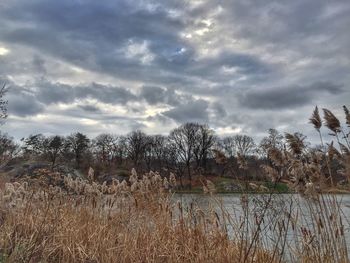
[174,193,350,261]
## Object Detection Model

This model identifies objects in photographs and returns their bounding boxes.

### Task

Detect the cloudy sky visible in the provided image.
[0,0,349,142]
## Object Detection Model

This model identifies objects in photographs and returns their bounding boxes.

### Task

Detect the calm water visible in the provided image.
[174,193,350,261]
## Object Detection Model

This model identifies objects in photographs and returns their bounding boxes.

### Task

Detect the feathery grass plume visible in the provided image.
[267,147,285,167]
[258,184,269,192]
[327,141,342,160]
[343,105,350,127]
[339,143,350,155]
[261,165,280,182]
[212,149,228,165]
[169,172,177,187]
[130,181,139,192]
[285,132,306,156]
[249,182,259,190]
[309,106,322,130]
[130,168,138,184]
[323,108,341,133]
[87,167,94,182]
[304,182,317,199]
[163,177,169,190]
[206,180,216,194]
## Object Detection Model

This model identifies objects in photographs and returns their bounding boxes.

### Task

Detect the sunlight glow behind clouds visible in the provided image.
[0,46,10,56]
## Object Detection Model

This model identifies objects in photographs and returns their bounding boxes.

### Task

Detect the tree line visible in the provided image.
[1,123,302,188]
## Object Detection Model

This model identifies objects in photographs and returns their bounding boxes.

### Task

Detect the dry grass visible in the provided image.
[0,171,278,263]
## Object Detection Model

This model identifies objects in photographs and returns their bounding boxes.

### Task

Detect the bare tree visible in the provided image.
[0,132,18,165]
[193,124,215,172]
[66,132,90,168]
[233,134,256,156]
[152,135,167,173]
[259,128,284,157]
[169,123,200,188]
[115,135,127,164]
[219,136,238,158]
[126,130,148,170]
[22,134,45,157]
[163,141,186,188]
[93,133,118,166]
[144,135,167,172]
[43,135,64,169]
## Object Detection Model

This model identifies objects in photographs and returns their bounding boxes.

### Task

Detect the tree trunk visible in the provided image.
[187,162,192,189]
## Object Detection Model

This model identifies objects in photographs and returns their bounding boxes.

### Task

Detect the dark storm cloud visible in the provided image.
[34,80,137,106]
[2,78,138,118]
[78,105,101,113]
[211,102,227,118]
[7,93,44,117]
[140,86,166,105]
[0,0,192,84]
[163,99,210,123]
[6,86,44,117]
[0,0,273,88]
[189,52,272,80]
[139,86,192,106]
[238,81,344,109]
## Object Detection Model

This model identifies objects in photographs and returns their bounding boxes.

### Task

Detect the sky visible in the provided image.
[0,0,349,143]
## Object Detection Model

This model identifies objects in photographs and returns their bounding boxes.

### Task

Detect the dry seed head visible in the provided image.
[163,177,169,190]
[169,172,177,187]
[285,133,305,156]
[206,180,216,194]
[13,182,21,189]
[339,143,350,155]
[151,172,162,188]
[203,184,209,194]
[267,148,285,167]
[309,106,322,130]
[213,149,228,165]
[5,183,15,195]
[130,181,139,192]
[88,167,94,181]
[261,165,279,182]
[249,183,259,190]
[304,182,317,199]
[130,168,138,185]
[120,180,129,192]
[101,181,108,194]
[323,108,341,133]
[327,142,341,160]
[259,185,269,192]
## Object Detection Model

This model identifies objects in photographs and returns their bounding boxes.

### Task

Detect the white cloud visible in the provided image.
[124,40,155,65]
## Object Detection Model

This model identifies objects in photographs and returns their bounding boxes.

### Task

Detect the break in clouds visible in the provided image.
[0,0,349,142]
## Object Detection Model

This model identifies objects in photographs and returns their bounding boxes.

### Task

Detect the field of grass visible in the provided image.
[0,168,349,263]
